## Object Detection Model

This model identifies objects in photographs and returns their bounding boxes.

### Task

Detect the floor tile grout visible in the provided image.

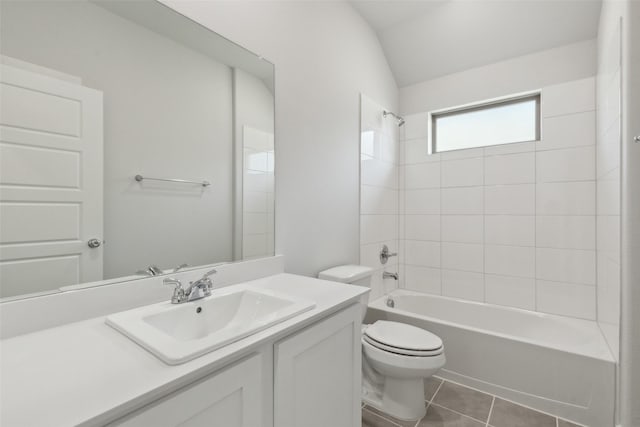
[437,378,576,424]
[429,401,490,425]
[428,378,445,403]
[485,396,495,427]
[362,405,403,427]
[363,377,585,427]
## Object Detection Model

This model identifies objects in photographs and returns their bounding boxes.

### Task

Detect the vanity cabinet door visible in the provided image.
[274,304,361,427]
[114,354,263,427]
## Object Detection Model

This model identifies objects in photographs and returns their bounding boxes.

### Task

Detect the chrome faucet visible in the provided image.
[383,271,398,280]
[163,269,217,304]
[136,265,164,276]
[379,245,398,264]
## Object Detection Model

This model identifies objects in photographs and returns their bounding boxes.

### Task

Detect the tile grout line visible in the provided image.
[534,131,538,312]
[438,148,443,295]
[485,396,495,427]
[362,404,402,427]
[430,378,490,425]
[428,402,490,425]
[430,378,445,403]
[482,148,486,303]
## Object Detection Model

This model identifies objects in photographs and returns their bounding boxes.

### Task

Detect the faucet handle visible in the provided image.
[199,269,217,289]
[203,269,217,279]
[163,277,185,303]
[163,277,182,287]
[379,244,398,264]
[173,263,188,273]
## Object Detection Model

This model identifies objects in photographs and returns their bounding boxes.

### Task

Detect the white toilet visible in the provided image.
[318,265,446,421]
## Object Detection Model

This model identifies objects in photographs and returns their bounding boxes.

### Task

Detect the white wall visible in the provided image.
[621,0,640,422]
[400,39,596,115]
[1,1,235,278]
[360,95,400,300]
[164,1,398,276]
[396,43,599,319]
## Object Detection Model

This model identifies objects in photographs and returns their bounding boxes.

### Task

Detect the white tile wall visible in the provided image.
[442,269,484,302]
[360,95,400,300]
[484,184,535,215]
[441,186,483,214]
[538,111,596,151]
[397,77,598,319]
[485,216,535,246]
[536,248,596,285]
[541,78,596,117]
[484,152,535,185]
[441,215,483,244]
[405,240,441,267]
[242,127,274,259]
[405,265,441,294]
[441,158,484,187]
[536,280,596,319]
[361,185,398,215]
[536,146,596,183]
[405,189,440,214]
[485,245,535,278]
[536,216,596,250]
[536,181,596,215]
[441,242,484,273]
[405,215,440,241]
[595,21,622,358]
[485,274,535,310]
[405,162,440,188]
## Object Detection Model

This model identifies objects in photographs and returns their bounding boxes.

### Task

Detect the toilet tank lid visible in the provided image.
[318,265,373,283]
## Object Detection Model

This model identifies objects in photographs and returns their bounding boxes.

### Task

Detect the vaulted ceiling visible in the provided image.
[350,0,602,87]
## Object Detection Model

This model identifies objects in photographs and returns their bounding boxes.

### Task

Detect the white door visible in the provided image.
[0,63,103,298]
[274,304,362,427]
[112,354,263,427]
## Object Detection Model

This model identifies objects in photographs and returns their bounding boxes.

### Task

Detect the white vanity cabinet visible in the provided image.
[110,303,361,427]
[273,303,361,427]
[113,354,264,427]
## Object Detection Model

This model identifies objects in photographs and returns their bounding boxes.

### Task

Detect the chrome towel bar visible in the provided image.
[134,174,210,187]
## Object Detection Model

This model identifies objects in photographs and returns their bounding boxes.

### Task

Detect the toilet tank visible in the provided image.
[318,265,373,320]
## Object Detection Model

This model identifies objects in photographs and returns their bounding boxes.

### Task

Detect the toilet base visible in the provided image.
[363,377,427,421]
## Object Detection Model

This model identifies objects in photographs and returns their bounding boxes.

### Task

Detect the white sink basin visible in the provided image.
[106,287,315,364]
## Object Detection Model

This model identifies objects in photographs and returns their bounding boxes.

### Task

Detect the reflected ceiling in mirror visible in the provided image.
[0,0,275,301]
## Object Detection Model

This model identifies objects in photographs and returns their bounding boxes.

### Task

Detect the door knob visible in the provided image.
[87,238,102,248]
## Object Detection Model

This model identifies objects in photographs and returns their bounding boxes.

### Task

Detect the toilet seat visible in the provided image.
[363,334,443,357]
[364,321,443,356]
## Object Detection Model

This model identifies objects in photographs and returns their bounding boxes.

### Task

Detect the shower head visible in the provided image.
[383,110,405,127]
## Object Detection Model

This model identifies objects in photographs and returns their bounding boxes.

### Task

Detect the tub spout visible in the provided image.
[383,271,398,280]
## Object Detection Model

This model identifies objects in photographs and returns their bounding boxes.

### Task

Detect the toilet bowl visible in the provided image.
[318,265,446,421]
[361,320,445,420]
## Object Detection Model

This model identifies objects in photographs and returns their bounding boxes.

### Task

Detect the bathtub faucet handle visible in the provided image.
[380,244,398,264]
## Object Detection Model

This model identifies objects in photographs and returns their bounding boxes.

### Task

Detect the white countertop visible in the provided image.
[0,273,367,427]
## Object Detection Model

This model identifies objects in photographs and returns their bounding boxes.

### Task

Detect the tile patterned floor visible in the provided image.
[361,377,585,427]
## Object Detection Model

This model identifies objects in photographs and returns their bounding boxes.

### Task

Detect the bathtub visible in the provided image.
[365,289,615,427]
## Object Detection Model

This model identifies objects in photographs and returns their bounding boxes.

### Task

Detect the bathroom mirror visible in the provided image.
[0,0,275,300]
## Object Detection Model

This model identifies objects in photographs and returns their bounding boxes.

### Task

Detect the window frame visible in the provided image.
[427,91,541,154]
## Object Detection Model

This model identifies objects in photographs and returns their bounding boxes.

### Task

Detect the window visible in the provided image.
[430,93,540,153]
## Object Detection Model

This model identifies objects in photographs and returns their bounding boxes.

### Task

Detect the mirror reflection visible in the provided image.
[0,0,275,300]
